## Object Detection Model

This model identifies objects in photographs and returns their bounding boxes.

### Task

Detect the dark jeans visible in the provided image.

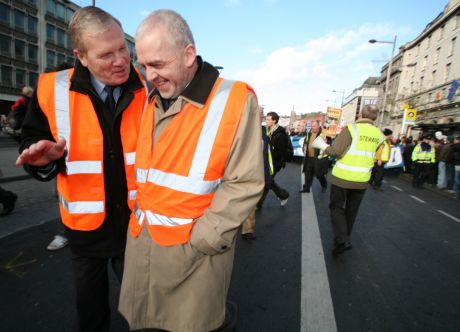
[369,163,385,188]
[302,157,327,190]
[257,169,289,207]
[446,163,455,189]
[329,185,366,244]
[412,162,431,188]
[72,254,124,332]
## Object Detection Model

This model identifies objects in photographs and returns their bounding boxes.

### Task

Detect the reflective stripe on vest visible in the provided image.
[332,123,383,182]
[59,193,104,214]
[134,205,193,227]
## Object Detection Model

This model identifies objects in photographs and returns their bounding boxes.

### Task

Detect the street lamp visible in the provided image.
[369,35,397,127]
[332,89,345,107]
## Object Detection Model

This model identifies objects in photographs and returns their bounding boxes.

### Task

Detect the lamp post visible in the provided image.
[369,35,397,127]
[332,89,345,107]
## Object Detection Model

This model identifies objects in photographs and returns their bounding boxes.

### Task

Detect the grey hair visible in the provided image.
[69,6,122,53]
[136,9,195,49]
[361,105,379,121]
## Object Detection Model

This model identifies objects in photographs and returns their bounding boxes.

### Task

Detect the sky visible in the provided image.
[77,0,448,116]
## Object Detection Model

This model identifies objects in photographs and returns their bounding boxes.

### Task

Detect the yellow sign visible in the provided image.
[404,108,417,123]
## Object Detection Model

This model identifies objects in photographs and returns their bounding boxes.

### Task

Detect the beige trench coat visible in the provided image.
[119,83,264,332]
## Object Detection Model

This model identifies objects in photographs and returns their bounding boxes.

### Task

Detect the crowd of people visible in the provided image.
[2,5,459,332]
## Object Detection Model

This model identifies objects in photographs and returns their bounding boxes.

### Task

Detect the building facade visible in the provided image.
[383,0,460,137]
[341,77,380,126]
[0,0,135,112]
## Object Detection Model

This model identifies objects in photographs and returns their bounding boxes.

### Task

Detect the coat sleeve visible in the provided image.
[324,127,352,158]
[190,91,264,255]
[19,90,65,181]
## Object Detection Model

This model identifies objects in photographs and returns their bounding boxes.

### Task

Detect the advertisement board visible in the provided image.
[322,107,342,137]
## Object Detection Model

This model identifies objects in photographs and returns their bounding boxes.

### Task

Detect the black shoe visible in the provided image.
[372,185,383,192]
[299,189,310,193]
[332,243,346,256]
[241,233,256,240]
[1,192,18,216]
[344,242,352,250]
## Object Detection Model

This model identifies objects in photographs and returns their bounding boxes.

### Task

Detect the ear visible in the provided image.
[74,49,88,67]
[183,44,197,68]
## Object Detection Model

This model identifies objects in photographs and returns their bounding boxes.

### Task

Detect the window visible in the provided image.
[15,40,26,60]
[47,50,55,68]
[0,3,10,24]
[431,70,436,86]
[420,76,424,89]
[1,65,13,85]
[28,44,38,63]
[454,13,460,30]
[66,56,75,66]
[415,44,420,56]
[47,0,55,14]
[14,9,25,29]
[422,55,428,70]
[47,23,55,42]
[57,53,66,65]
[26,0,37,6]
[56,3,65,20]
[66,8,75,22]
[426,35,431,49]
[29,72,38,87]
[434,47,440,64]
[28,16,37,34]
[445,63,451,81]
[0,34,11,56]
[57,28,65,46]
[66,33,72,48]
[16,69,26,87]
[449,37,456,56]
[410,81,414,93]
[439,25,444,40]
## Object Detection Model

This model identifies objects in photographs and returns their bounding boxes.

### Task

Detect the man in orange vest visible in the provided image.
[118,9,265,332]
[16,7,147,332]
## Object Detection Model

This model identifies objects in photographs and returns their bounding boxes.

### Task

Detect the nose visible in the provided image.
[146,68,158,83]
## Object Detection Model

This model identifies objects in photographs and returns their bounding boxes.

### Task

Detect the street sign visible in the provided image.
[404,108,417,123]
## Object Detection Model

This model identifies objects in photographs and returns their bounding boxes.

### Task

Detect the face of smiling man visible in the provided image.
[135,27,196,100]
[75,22,131,86]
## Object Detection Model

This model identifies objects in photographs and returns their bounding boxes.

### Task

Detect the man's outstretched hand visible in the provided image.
[16,137,66,167]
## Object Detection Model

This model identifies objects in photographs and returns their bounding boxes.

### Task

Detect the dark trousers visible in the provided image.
[369,163,385,188]
[329,185,366,244]
[257,170,289,207]
[302,157,327,190]
[412,162,431,188]
[446,163,455,189]
[72,253,124,332]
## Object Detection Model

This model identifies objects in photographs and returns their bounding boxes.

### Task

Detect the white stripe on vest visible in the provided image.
[59,193,104,214]
[134,206,193,227]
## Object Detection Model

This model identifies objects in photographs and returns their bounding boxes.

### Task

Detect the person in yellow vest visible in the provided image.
[369,128,393,191]
[312,105,383,256]
[16,7,147,332]
[411,134,436,188]
[118,10,264,332]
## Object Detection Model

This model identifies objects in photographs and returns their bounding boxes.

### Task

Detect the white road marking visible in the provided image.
[437,210,460,223]
[301,173,337,332]
[391,185,403,192]
[410,195,426,204]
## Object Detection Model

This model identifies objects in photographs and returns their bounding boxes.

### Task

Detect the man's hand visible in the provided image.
[377,160,382,166]
[16,137,66,166]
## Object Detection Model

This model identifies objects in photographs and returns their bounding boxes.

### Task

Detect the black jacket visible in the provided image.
[268,125,289,172]
[20,60,145,258]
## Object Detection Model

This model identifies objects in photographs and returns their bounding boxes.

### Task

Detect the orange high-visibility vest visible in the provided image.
[37,68,146,231]
[130,78,253,246]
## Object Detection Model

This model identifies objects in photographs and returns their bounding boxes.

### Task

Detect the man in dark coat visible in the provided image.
[300,120,329,193]
[257,111,290,208]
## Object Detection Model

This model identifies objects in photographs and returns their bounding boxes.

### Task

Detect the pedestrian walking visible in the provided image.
[451,135,460,198]
[312,105,383,256]
[299,120,329,193]
[118,9,264,332]
[257,111,290,208]
[16,6,147,332]
[411,135,436,189]
[369,128,393,191]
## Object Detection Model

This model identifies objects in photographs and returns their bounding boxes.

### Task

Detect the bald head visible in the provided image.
[361,105,379,121]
